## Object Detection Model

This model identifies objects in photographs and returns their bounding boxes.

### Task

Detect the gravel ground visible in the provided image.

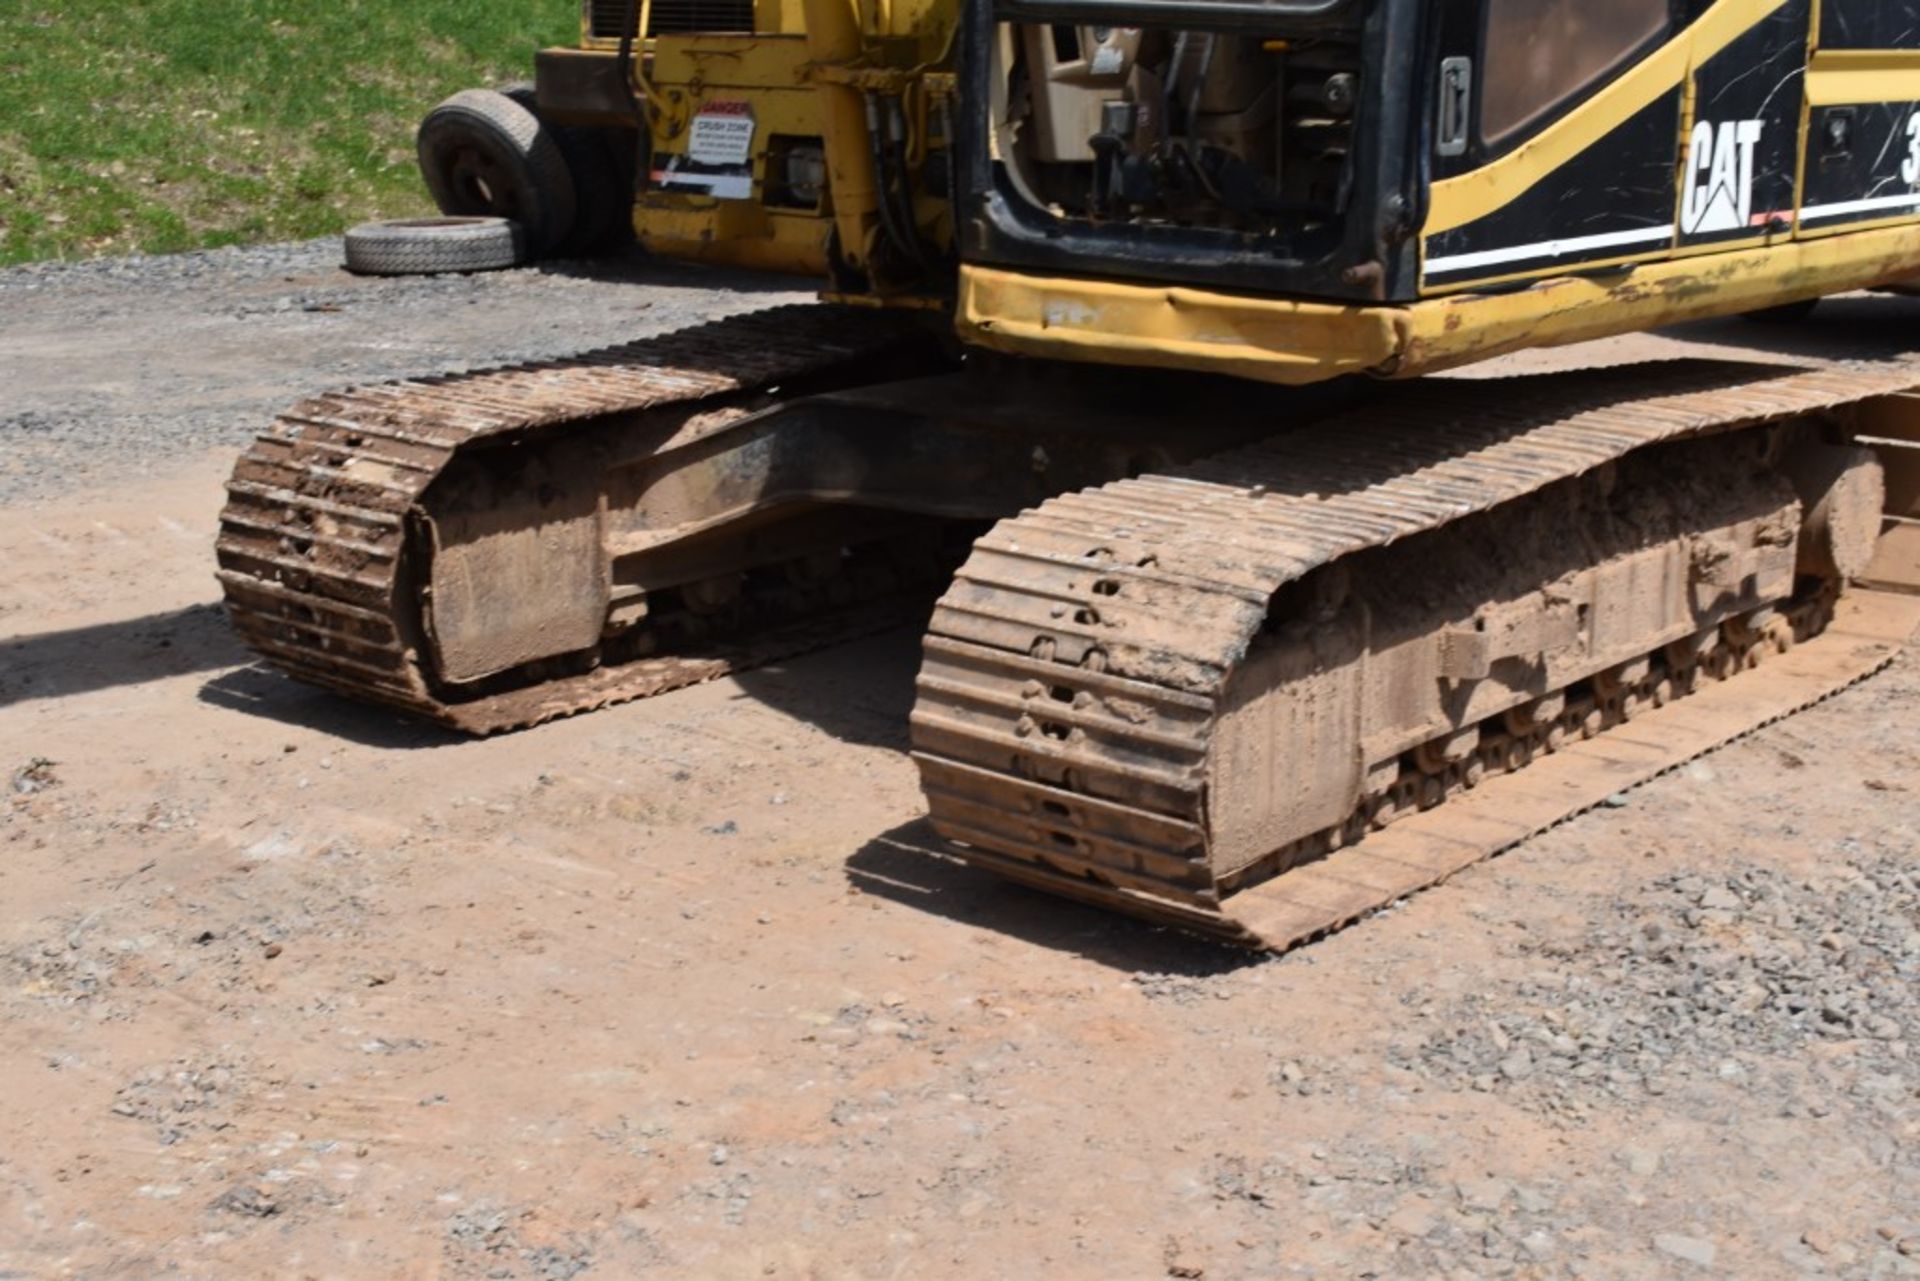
[0,237,810,504]
[1,242,1917,1277]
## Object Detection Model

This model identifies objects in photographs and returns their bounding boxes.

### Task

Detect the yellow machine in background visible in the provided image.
[223,0,1920,947]
[532,0,952,277]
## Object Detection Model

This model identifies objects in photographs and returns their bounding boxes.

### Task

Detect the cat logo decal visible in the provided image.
[1681,118,1764,235]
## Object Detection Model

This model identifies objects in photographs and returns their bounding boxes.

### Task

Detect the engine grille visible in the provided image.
[588,0,755,37]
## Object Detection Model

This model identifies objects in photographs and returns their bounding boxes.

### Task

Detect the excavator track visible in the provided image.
[216,305,931,733]
[911,358,1920,949]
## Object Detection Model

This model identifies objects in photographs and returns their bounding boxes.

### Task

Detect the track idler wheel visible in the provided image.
[1779,439,1886,582]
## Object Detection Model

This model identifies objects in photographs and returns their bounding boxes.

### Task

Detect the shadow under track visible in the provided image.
[2,603,237,708]
[1654,293,1920,364]
[199,615,929,753]
[726,622,930,752]
[847,818,1261,975]
[0,599,456,749]
[196,666,466,751]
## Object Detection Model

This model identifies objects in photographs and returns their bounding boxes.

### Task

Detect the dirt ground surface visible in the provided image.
[3,243,1919,1279]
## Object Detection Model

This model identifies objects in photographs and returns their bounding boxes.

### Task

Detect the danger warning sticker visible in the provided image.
[687,101,756,167]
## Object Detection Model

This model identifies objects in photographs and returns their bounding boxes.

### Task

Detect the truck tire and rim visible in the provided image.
[416,88,577,257]
[342,216,527,275]
[500,84,634,257]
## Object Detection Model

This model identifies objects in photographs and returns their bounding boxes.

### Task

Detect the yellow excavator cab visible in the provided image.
[535,0,1920,380]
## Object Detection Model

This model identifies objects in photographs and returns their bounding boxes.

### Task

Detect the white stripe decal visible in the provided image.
[1423,191,1920,278]
[1800,192,1920,222]
[1424,224,1675,276]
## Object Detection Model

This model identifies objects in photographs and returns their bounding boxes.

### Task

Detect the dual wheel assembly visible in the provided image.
[345,87,635,276]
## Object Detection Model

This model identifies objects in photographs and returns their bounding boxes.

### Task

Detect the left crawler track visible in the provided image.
[216,305,933,733]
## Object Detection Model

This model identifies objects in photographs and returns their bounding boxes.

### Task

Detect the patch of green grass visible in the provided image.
[0,0,577,263]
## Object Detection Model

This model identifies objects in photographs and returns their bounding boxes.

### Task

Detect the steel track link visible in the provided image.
[217,304,924,733]
[910,358,1920,948]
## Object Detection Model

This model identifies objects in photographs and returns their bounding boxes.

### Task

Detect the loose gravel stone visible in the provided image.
[0,238,809,504]
[1653,1233,1718,1267]
[1391,852,1920,1112]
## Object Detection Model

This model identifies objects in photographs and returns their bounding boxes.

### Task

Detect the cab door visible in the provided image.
[1418,0,1684,292]
[1418,0,1819,294]
[1799,0,1920,237]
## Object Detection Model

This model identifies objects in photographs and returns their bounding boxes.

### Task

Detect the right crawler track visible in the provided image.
[910,358,1920,949]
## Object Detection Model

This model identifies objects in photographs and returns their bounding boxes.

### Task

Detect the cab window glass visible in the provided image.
[1481,0,1668,144]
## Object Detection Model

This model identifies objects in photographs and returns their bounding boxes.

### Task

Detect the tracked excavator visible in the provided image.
[219,0,1920,948]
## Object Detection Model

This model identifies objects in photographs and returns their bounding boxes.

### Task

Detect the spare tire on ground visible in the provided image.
[416,88,576,257]
[343,216,527,276]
